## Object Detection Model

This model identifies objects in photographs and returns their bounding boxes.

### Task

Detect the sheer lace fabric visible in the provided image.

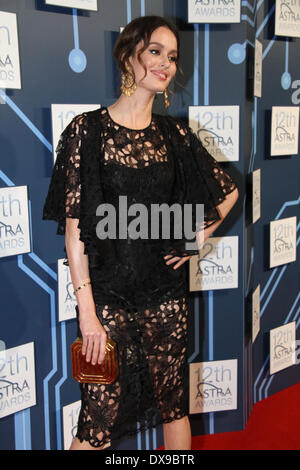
[101,108,168,168]
[76,296,189,448]
[42,106,237,448]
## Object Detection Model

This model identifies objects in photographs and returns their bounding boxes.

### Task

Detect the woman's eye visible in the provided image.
[149,49,159,55]
[169,56,178,63]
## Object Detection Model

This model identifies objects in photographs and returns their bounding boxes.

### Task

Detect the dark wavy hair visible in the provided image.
[113,15,183,84]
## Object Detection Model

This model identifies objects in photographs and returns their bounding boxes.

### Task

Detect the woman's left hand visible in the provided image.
[164,254,192,269]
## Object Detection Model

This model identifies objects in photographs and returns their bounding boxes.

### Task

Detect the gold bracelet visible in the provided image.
[74,280,92,294]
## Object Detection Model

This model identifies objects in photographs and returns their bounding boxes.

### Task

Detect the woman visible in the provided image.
[43,16,238,450]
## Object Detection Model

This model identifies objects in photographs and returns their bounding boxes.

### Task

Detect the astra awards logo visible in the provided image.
[45,0,98,11]
[189,360,237,413]
[190,236,238,291]
[252,168,261,223]
[62,400,81,450]
[0,186,31,258]
[51,104,100,163]
[270,322,296,375]
[275,0,300,37]
[188,0,241,23]
[0,11,21,88]
[63,400,112,450]
[58,259,77,322]
[254,39,262,99]
[0,342,36,418]
[278,0,300,22]
[189,105,239,162]
[269,216,297,268]
[271,107,299,156]
[252,284,260,343]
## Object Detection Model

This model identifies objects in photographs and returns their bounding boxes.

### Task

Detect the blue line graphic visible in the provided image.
[16,255,58,449]
[72,9,79,50]
[208,291,214,434]
[241,15,255,28]
[256,3,275,39]
[0,169,14,186]
[242,1,256,14]
[253,355,269,402]
[286,292,300,324]
[145,428,149,450]
[275,196,300,220]
[262,37,276,60]
[260,265,288,317]
[152,425,157,450]
[0,89,52,152]
[248,98,257,173]
[204,25,210,106]
[136,420,141,449]
[291,294,300,324]
[127,0,132,24]
[28,252,57,281]
[295,305,300,329]
[54,321,68,450]
[68,9,87,73]
[208,292,214,361]
[14,408,32,450]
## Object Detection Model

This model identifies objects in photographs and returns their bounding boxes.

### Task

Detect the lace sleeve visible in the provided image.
[160,116,238,258]
[42,114,86,235]
[175,120,237,204]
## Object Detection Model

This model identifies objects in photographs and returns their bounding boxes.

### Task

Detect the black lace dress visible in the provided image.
[42,106,237,448]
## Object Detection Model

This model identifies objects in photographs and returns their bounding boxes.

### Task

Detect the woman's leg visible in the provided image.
[70,303,126,450]
[163,416,191,450]
[69,437,111,450]
[141,297,191,450]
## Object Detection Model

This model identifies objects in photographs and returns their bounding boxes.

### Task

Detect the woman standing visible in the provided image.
[43,16,238,450]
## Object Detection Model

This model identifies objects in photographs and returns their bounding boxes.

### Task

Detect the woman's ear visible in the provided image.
[127,56,133,70]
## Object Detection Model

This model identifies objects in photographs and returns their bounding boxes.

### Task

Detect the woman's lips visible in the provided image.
[151,71,168,81]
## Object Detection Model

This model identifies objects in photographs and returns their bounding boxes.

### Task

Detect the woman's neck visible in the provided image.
[107,92,155,130]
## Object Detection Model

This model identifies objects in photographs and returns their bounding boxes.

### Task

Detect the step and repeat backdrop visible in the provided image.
[0,0,299,450]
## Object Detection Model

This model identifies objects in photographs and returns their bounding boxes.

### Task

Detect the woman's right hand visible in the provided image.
[79,312,108,365]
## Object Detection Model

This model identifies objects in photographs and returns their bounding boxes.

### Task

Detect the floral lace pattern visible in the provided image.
[101,107,168,168]
[75,296,189,448]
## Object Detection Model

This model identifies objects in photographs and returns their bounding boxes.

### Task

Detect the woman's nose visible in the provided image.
[159,55,170,68]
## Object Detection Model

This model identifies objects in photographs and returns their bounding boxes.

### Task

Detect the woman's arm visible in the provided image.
[197,186,239,248]
[164,186,239,269]
[66,218,107,365]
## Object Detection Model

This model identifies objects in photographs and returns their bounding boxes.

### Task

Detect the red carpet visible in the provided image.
[159,382,300,450]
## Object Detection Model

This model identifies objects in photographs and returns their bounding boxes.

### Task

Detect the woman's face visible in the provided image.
[128,26,178,94]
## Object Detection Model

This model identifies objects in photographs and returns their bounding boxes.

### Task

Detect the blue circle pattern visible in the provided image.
[68,48,87,73]
[227,43,245,64]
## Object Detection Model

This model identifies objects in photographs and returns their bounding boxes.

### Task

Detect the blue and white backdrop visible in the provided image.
[0,0,299,450]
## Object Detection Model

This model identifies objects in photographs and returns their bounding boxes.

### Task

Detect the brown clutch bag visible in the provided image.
[71,336,119,384]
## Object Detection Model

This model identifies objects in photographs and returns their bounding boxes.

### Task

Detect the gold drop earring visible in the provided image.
[120,65,137,97]
[164,87,170,108]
